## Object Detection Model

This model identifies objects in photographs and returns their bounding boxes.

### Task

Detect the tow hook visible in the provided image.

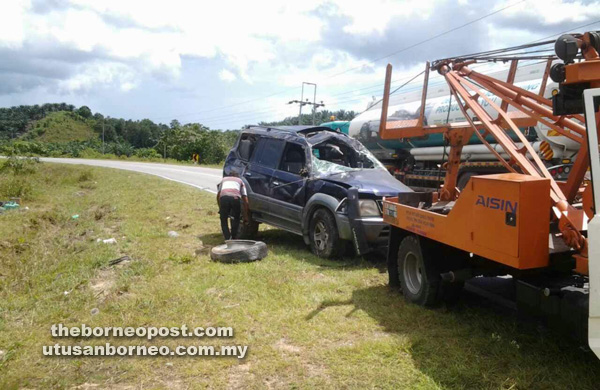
[441,268,473,283]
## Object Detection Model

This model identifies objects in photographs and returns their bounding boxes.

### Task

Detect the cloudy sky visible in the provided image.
[1,0,600,129]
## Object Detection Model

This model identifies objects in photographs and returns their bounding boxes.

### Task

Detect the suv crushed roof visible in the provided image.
[244,125,343,135]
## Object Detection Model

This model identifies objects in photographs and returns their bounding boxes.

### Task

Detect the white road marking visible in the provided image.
[38,157,223,194]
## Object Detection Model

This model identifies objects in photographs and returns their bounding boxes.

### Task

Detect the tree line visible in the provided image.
[258,109,357,126]
[0,104,357,163]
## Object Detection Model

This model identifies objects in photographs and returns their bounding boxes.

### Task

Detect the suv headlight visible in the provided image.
[359,199,380,217]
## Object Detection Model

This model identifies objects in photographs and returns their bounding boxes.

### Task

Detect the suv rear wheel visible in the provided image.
[309,208,345,258]
[237,218,259,239]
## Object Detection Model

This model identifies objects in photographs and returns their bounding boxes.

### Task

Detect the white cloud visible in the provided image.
[219,69,237,83]
[338,0,436,35]
[2,0,600,128]
[498,0,598,24]
[58,61,137,94]
[0,0,27,48]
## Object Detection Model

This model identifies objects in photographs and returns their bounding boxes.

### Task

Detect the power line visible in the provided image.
[325,0,527,79]
[198,60,536,124]
[192,63,507,124]
[197,60,556,127]
[198,57,559,127]
[176,17,600,128]
[150,0,527,123]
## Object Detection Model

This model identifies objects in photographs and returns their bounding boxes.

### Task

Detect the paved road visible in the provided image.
[40,158,222,194]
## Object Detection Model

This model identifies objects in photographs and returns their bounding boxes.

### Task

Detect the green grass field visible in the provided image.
[1,162,600,389]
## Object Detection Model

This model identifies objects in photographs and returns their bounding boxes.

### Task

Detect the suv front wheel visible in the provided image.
[309,208,346,258]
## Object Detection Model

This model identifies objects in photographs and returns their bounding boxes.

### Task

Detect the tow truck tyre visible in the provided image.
[309,208,345,258]
[398,235,440,306]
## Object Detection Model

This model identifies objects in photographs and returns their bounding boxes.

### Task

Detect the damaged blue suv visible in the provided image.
[223,125,413,258]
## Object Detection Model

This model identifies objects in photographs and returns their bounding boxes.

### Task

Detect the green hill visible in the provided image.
[24,111,98,143]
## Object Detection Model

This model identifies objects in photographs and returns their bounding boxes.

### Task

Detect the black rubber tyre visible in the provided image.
[237,218,259,239]
[309,208,346,258]
[397,235,440,306]
[211,240,268,263]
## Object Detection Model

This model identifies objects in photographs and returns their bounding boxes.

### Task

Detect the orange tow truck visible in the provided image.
[380,32,600,357]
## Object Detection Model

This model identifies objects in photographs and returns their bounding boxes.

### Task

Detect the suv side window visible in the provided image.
[237,133,257,161]
[252,138,285,168]
[279,142,306,175]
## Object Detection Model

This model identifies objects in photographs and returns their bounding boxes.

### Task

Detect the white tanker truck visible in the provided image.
[346,62,581,189]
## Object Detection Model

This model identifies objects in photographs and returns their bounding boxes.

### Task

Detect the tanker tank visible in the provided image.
[348,62,579,163]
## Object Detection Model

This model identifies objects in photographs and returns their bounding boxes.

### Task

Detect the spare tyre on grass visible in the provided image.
[210,240,268,263]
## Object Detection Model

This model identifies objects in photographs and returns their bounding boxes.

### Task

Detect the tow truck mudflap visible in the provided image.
[347,187,369,255]
[589,216,600,358]
[584,89,600,360]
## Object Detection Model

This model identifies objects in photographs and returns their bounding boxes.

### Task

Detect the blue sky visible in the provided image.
[1,0,599,129]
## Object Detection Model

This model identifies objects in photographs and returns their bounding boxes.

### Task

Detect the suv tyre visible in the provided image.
[237,218,259,239]
[309,208,345,258]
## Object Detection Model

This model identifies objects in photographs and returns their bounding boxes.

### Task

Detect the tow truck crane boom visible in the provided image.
[380,31,600,358]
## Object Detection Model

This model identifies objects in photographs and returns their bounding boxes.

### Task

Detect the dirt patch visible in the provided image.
[194,241,212,256]
[71,379,186,390]
[89,257,133,302]
[274,338,302,354]
[90,268,116,302]
[71,383,134,390]
[228,363,254,389]
[90,203,114,221]
[270,338,328,385]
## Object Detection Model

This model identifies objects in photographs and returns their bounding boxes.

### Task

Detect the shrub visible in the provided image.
[79,148,104,159]
[0,177,33,199]
[0,155,40,175]
[134,148,161,159]
[77,169,94,182]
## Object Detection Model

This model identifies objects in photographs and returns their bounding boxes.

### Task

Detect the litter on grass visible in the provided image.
[97,238,117,244]
[0,201,20,212]
[108,255,131,266]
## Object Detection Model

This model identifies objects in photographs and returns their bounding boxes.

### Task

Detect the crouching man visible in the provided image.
[217,173,249,240]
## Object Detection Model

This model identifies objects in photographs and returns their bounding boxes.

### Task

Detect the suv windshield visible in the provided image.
[311,137,385,177]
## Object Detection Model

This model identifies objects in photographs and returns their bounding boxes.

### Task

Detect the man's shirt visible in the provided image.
[218,176,247,199]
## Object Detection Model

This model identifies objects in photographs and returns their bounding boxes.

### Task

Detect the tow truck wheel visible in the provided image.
[309,208,345,258]
[398,235,440,306]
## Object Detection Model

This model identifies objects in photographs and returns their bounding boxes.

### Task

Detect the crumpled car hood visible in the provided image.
[319,169,412,196]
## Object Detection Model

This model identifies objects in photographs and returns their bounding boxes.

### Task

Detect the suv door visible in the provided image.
[244,137,285,215]
[224,132,257,176]
[268,141,309,232]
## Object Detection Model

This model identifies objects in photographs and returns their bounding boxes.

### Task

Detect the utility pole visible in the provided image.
[288,98,310,125]
[311,100,325,125]
[102,119,105,154]
[288,82,325,125]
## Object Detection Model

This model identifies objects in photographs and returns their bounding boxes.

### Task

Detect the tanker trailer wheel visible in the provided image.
[398,235,440,306]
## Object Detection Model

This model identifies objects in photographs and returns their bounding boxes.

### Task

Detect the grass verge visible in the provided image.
[1,163,599,389]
